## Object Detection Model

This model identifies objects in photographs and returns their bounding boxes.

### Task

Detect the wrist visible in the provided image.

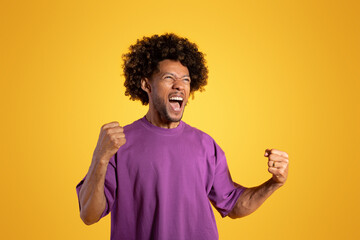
[90,156,109,176]
[92,153,111,165]
[267,178,284,190]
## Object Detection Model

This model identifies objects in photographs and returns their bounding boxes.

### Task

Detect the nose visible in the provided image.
[172,78,186,91]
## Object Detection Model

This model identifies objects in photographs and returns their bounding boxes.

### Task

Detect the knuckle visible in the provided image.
[114,137,126,147]
[112,126,123,132]
[101,121,119,130]
[117,139,126,148]
[113,139,121,147]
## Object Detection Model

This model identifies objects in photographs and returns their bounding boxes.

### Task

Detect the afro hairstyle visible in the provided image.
[122,33,208,105]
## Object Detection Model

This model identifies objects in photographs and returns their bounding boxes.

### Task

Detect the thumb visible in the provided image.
[264,149,271,157]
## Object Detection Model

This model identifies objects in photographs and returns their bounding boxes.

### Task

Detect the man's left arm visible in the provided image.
[227,148,289,219]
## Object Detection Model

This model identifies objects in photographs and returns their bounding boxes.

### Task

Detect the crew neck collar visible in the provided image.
[139,116,185,136]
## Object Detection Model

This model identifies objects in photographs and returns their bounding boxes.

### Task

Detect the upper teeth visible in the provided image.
[169,97,183,101]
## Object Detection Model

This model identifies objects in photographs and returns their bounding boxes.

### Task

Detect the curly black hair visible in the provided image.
[122,33,208,105]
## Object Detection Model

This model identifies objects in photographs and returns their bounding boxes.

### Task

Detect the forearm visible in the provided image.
[228,178,283,219]
[78,157,108,225]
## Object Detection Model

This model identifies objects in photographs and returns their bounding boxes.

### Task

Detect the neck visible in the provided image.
[145,111,180,129]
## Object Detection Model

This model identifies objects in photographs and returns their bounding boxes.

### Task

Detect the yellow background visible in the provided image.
[1,0,359,239]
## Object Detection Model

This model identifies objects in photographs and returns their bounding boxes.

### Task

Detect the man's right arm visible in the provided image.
[78,121,126,225]
[78,157,108,225]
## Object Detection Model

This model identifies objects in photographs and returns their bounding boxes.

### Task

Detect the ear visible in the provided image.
[141,77,151,93]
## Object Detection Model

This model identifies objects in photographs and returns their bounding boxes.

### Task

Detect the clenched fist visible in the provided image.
[264,148,289,185]
[93,121,126,164]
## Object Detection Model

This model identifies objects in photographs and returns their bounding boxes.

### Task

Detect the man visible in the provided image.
[76,33,289,240]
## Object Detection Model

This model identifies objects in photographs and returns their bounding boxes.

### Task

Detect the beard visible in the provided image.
[151,93,185,123]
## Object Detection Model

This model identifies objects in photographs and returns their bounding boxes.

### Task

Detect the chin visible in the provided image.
[167,115,182,123]
[166,111,184,123]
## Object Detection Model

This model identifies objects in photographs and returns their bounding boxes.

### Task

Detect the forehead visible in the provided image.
[156,59,189,76]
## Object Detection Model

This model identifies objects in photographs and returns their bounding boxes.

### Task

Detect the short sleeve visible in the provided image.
[208,141,246,218]
[76,153,118,219]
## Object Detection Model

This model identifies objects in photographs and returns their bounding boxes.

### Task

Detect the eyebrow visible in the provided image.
[162,72,190,78]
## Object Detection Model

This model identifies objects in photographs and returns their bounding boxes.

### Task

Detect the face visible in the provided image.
[143,59,191,123]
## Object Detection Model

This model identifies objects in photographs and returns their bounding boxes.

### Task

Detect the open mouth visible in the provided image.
[169,96,184,111]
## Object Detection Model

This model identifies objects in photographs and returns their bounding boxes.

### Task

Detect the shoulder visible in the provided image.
[183,122,225,162]
[122,118,145,135]
[182,122,217,146]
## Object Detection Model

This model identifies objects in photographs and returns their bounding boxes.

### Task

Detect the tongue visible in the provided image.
[169,101,180,111]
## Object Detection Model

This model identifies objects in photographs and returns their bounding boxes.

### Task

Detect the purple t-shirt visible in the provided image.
[76,117,245,240]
